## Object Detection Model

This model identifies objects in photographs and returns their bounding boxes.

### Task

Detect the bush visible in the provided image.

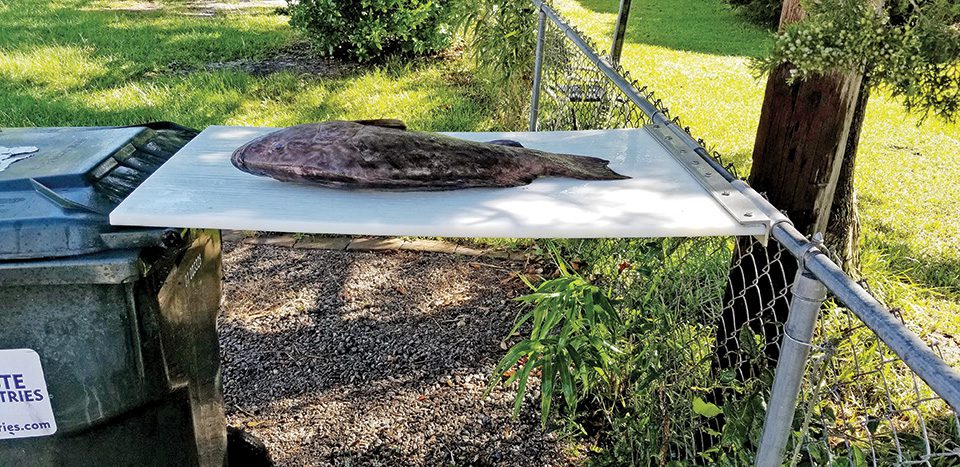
[726,0,781,29]
[452,0,538,129]
[487,246,622,428]
[288,0,455,62]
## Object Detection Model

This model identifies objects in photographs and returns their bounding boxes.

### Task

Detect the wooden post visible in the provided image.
[723,0,864,363]
[609,0,632,64]
[826,79,871,274]
[748,66,863,236]
[707,0,867,451]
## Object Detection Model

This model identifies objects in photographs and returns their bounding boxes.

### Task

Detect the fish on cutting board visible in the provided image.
[230,119,629,190]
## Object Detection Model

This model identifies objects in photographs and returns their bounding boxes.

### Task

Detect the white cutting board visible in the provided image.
[109,126,768,238]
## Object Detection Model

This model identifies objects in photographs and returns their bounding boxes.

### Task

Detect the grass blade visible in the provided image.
[540,356,556,427]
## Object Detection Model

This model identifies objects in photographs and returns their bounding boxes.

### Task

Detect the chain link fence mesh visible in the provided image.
[554,236,795,464]
[794,304,960,466]
[531,4,960,464]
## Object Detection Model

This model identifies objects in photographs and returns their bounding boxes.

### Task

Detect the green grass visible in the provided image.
[0,0,494,131]
[574,0,770,57]
[555,0,960,351]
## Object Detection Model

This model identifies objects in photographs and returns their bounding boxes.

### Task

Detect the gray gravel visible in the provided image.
[219,241,578,466]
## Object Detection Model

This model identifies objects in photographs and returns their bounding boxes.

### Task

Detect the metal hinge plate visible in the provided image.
[645,123,770,234]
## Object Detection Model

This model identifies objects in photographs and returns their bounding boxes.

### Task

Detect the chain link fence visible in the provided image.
[795,305,960,466]
[528,2,960,464]
[552,236,795,464]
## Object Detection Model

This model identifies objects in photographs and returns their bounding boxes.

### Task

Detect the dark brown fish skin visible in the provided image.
[231,120,629,190]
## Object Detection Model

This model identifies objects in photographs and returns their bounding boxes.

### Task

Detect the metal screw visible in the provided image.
[721,191,730,196]
[704,172,712,178]
[744,211,754,217]
[691,160,700,165]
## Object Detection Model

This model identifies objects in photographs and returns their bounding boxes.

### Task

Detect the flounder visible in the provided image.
[230,119,629,190]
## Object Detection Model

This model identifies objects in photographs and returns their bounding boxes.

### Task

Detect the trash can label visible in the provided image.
[0,349,57,440]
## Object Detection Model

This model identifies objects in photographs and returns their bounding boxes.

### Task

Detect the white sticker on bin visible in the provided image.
[0,349,57,440]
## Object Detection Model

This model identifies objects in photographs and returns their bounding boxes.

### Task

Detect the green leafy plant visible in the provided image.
[486,246,622,427]
[288,0,455,62]
[544,239,772,465]
[757,0,960,121]
[452,0,537,128]
[726,0,782,28]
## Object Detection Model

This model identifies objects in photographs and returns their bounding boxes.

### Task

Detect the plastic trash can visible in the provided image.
[0,125,227,466]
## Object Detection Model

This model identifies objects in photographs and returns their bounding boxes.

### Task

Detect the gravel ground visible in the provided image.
[219,241,578,466]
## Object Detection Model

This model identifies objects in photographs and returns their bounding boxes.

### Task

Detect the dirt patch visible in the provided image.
[204,43,356,77]
[153,43,355,78]
[219,242,579,466]
[107,0,286,16]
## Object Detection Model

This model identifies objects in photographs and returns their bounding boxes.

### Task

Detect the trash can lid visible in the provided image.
[0,126,169,260]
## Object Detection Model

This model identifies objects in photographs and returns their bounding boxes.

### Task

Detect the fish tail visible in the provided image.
[537,153,630,181]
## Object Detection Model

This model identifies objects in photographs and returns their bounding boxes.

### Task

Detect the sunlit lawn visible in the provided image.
[0,0,494,131]
[555,0,960,344]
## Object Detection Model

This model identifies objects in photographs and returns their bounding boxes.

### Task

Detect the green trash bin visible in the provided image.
[0,125,227,466]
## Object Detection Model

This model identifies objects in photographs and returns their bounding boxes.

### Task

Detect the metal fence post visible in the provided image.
[756,267,827,466]
[609,0,632,64]
[529,7,547,131]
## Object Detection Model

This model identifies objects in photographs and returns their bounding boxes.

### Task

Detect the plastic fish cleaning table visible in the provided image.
[109,126,771,238]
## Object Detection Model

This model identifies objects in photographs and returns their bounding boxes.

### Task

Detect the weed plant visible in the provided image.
[491,238,773,464]
[492,238,959,465]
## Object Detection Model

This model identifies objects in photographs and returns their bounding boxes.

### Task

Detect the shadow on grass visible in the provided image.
[573,0,772,58]
[0,1,292,84]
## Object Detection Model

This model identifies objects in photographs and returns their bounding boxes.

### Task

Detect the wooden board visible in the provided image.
[109,126,769,238]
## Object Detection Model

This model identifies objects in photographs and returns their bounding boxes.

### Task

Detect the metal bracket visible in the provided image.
[645,123,770,236]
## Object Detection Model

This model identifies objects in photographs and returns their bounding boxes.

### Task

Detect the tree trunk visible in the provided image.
[703,0,867,451]
[713,45,864,379]
[825,79,870,275]
[747,66,863,235]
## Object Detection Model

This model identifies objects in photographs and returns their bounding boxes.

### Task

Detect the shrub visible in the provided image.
[491,239,771,464]
[453,0,538,129]
[288,0,455,62]
[726,0,782,29]
[758,0,960,122]
[486,246,622,428]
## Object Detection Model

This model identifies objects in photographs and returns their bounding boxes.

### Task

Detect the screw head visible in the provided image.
[744,211,754,217]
